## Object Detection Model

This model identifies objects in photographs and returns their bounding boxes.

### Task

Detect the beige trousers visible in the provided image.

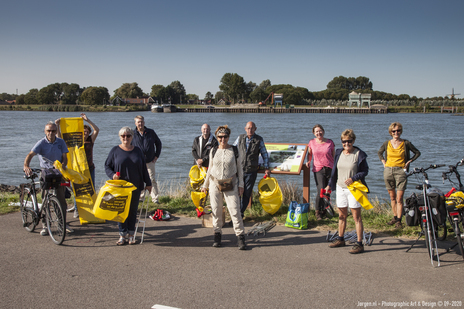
[141,161,159,202]
[209,181,244,236]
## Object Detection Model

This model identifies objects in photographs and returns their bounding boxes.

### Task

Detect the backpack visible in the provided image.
[211,145,239,160]
[404,193,421,226]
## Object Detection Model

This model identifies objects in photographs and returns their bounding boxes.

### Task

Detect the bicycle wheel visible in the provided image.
[435,222,447,241]
[454,221,464,259]
[20,189,37,232]
[45,196,66,245]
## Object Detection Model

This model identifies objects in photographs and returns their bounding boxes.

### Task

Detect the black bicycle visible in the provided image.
[405,164,447,266]
[20,168,66,245]
[442,158,464,259]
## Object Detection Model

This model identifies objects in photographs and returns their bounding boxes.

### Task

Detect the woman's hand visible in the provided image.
[381,160,386,168]
[80,113,88,121]
[113,173,120,180]
[239,187,244,197]
[345,178,354,186]
[404,161,411,170]
[324,185,331,192]
[201,188,207,194]
[145,186,152,193]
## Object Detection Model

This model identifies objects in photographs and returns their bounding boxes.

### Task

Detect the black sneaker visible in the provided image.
[212,232,222,247]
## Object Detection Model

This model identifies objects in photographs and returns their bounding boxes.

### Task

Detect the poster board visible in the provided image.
[258,143,308,175]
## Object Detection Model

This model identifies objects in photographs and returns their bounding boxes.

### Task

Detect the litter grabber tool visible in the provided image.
[134,189,150,244]
[326,230,374,246]
[247,220,276,237]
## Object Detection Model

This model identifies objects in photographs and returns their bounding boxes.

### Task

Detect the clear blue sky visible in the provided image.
[1,0,463,99]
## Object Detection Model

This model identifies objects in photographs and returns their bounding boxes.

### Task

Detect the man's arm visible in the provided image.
[24,151,37,176]
[259,140,271,177]
[61,152,67,169]
[153,132,162,162]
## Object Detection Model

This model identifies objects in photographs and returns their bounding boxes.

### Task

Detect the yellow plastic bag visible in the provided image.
[258,177,283,215]
[347,181,373,210]
[93,180,136,223]
[54,160,88,184]
[191,191,208,212]
[189,165,207,191]
[447,191,464,209]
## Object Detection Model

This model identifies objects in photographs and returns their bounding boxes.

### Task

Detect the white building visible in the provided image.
[348,91,371,108]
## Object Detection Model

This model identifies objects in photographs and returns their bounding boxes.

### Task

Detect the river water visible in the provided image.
[2,110,462,202]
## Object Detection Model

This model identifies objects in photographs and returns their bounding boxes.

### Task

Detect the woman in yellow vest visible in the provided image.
[378,122,420,229]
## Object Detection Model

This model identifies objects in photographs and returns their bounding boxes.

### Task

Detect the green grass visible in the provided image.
[3,183,456,240]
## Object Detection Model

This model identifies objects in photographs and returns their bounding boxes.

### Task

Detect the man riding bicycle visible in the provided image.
[23,121,73,235]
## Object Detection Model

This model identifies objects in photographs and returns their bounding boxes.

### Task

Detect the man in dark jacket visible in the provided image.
[132,115,162,203]
[192,124,218,168]
[233,121,270,218]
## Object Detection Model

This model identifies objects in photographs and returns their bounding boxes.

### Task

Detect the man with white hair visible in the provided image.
[192,123,218,168]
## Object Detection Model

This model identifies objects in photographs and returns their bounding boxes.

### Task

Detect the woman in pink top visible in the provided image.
[305,124,335,220]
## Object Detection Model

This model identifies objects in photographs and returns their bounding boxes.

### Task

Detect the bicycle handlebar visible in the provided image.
[406,164,445,177]
[23,168,42,180]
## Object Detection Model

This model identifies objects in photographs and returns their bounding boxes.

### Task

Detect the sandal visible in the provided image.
[116,236,126,246]
[128,235,136,245]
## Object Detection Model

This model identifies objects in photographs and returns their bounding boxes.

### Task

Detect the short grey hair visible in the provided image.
[119,126,133,136]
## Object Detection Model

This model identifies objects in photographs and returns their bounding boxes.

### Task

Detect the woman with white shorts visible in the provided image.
[326,129,369,254]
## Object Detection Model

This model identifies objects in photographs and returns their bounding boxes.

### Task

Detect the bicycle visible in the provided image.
[442,158,464,259]
[405,164,447,267]
[20,168,66,245]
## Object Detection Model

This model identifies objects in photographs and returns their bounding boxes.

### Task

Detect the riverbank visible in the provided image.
[1,104,462,113]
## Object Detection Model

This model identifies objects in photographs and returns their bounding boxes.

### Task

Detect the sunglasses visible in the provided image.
[342,140,353,144]
[46,130,57,133]
[392,130,402,133]
[217,135,229,139]
[120,134,132,138]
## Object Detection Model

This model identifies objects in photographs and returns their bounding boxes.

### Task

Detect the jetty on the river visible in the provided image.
[181,106,387,114]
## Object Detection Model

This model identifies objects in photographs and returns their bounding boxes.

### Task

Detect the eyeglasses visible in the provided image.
[46,130,57,133]
[217,135,229,139]
[392,130,402,133]
[342,140,353,144]
[120,134,132,138]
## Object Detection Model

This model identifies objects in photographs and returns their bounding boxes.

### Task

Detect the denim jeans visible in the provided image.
[240,171,258,217]
[118,189,141,236]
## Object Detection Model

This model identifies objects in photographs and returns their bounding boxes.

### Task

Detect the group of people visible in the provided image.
[305,122,420,254]
[23,115,162,246]
[24,115,421,254]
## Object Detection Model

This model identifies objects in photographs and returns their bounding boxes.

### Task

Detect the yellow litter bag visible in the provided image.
[93,180,136,223]
[191,191,208,212]
[447,191,464,209]
[54,160,88,184]
[347,181,373,210]
[258,177,283,215]
[189,165,207,191]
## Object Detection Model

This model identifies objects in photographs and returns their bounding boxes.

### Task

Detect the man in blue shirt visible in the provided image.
[132,115,162,203]
[23,121,72,235]
[234,121,271,218]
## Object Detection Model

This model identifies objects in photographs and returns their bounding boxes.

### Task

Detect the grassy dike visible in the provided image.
[0,180,434,239]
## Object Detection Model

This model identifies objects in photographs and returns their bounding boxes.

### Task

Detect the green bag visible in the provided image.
[285,201,309,230]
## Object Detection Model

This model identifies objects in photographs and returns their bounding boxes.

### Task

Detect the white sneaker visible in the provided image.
[73,209,79,218]
[66,225,74,233]
[40,228,48,236]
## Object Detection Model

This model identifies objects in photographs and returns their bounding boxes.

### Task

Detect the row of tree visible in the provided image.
[2,75,462,106]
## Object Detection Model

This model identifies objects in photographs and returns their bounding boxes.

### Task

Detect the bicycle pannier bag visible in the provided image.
[40,168,63,190]
[427,193,447,226]
[404,193,420,226]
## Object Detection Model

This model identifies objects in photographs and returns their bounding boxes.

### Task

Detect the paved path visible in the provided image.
[1,212,463,309]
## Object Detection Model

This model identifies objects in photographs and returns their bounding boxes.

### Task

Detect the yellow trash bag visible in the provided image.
[191,191,208,212]
[258,177,283,215]
[54,160,88,184]
[447,191,464,209]
[347,181,373,210]
[189,165,207,191]
[93,180,136,223]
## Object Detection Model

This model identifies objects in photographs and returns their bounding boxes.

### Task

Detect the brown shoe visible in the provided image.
[329,238,346,248]
[387,217,397,226]
[315,210,322,221]
[394,221,403,229]
[349,243,365,254]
